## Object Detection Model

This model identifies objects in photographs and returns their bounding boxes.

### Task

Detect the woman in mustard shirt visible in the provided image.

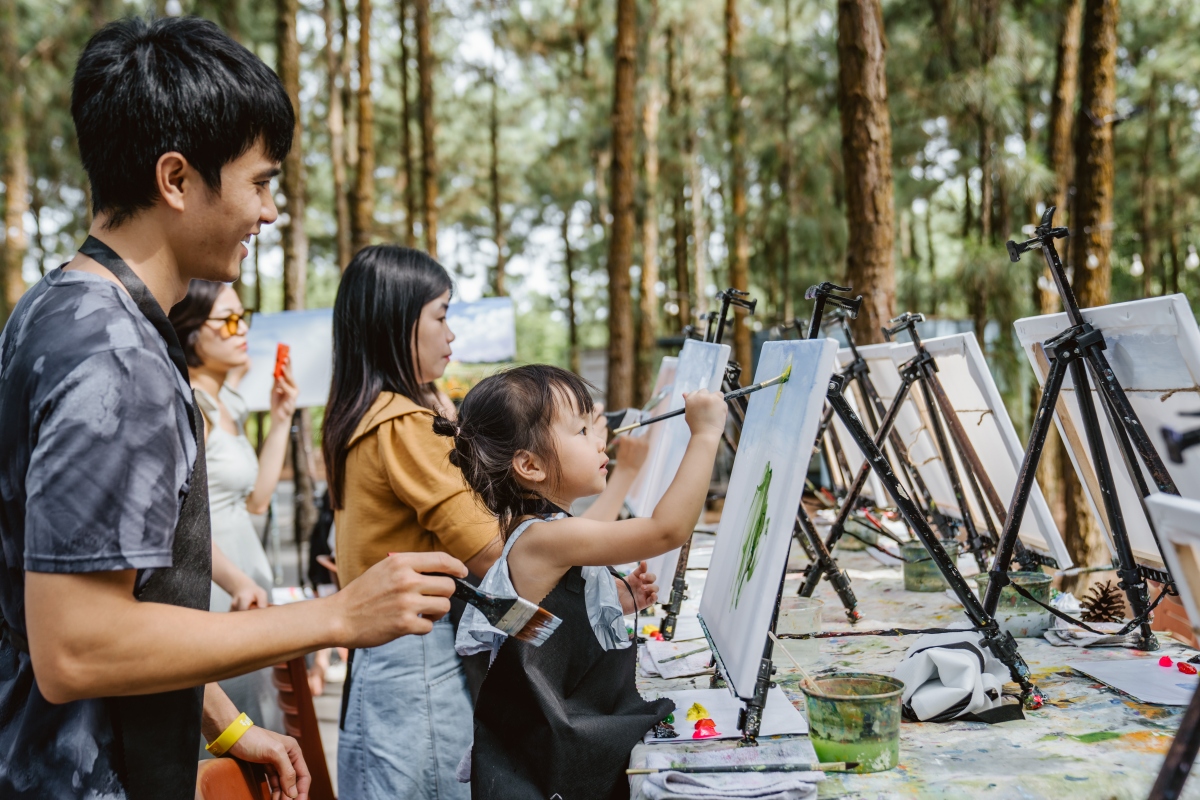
[323,246,501,800]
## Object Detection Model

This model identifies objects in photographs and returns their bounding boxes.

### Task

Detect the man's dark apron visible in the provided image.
[79,236,214,799]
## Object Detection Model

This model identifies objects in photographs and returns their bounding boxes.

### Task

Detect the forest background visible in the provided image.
[3,0,1199,584]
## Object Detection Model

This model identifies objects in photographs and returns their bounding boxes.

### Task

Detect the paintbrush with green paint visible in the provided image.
[612,366,793,435]
[627,761,859,774]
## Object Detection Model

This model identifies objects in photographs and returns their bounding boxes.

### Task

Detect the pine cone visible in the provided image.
[1081,580,1126,624]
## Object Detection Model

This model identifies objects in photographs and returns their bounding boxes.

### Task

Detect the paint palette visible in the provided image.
[643,687,808,743]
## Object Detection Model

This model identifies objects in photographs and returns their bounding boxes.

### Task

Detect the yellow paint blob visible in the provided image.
[686,702,709,721]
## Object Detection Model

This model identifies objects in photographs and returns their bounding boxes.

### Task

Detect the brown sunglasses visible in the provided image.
[207,311,253,338]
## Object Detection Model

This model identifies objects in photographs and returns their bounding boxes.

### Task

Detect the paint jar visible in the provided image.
[973,571,1053,637]
[901,540,959,592]
[773,597,825,665]
[835,517,876,551]
[802,672,904,773]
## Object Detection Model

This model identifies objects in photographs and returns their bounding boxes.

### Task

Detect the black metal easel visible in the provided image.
[983,206,1179,651]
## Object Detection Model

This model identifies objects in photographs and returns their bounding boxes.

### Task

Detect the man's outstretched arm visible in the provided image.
[25,550,466,704]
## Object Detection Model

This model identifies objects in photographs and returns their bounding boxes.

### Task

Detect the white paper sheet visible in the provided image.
[646,639,713,680]
[643,687,809,743]
[1068,658,1199,705]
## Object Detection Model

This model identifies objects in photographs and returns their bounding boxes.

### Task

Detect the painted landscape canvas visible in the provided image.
[699,339,838,699]
[642,341,731,585]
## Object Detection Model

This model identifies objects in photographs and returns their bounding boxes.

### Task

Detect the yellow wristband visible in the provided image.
[205,712,254,757]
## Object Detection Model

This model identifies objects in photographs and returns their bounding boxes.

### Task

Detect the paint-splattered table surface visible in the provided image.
[631,536,1198,799]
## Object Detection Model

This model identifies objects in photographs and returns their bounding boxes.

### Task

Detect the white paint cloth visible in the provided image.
[893,631,1010,721]
[642,750,822,800]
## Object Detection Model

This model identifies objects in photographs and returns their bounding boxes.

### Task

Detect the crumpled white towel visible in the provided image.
[642,771,821,800]
[641,749,823,800]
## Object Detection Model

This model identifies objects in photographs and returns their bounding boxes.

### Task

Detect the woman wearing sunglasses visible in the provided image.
[169,280,299,735]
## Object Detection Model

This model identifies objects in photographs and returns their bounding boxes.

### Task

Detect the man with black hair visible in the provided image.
[0,16,467,799]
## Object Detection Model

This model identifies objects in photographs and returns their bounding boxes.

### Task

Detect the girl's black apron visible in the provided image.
[471,565,673,800]
[79,237,214,800]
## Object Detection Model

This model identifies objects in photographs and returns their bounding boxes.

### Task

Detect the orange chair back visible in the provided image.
[273,656,337,800]
[195,758,271,800]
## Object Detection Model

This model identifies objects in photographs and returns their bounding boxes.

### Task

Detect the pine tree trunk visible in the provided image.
[415,0,439,259]
[724,0,751,377]
[323,0,352,268]
[690,122,708,320]
[399,0,417,247]
[836,0,895,345]
[635,0,662,402]
[666,25,690,333]
[1163,105,1181,295]
[1137,76,1157,297]
[779,0,795,325]
[489,0,505,296]
[563,213,580,375]
[351,0,375,253]
[1,0,28,322]
[1061,0,1118,593]
[277,0,317,546]
[975,0,999,244]
[605,0,637,409]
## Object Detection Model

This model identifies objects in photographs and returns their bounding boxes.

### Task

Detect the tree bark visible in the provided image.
[1,0,28,322]
[689,126,707,320]
[779,0,795,326]
[351,0,375,253]
[836,0,895,345]
[666,25,690,333]
[1163,104,1181,295]
[724,0,751,377]
[489,0,505,296]
[399,0,417,247]
[975,0,999,244]
[277,0,317,546]
[323,0,352,268]
[415,0,438,259]
[1137,76,1157,297]
[563,212,580,375]
[1061,0,1118,592]
[635,0,662,402]
[605,0,637,409]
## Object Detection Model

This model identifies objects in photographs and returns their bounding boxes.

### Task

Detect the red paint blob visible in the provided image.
[1160,656,1174,667]
[1179,662,1197,675]
[651,632,665,641]
[692,719,719,739]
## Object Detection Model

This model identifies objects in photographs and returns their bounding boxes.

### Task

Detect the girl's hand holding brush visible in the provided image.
[683,389,729,438]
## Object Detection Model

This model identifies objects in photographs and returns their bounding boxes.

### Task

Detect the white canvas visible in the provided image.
[1067,658,1198,706]
[1015,294,1200,568]
[625,356,679,517]
[1149,494,1200,638]
[832,348,892,505]
[851,342,959,514]
[643,687,808,742]
[642,342,731,584]
[887,332,1071,566]
[699,339,838,699]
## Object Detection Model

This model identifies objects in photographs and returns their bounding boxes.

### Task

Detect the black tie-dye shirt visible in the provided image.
[0,267,197,798]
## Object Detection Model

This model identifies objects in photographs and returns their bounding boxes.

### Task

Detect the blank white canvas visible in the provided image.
[699,339,837,699]
[643,341,731,584]
[625,356,678,518]
[1149,494,1200,638]
[1015,294,1200,568]
[887,332,1071,566]
[852,342,959,514]
[833,348,892,505]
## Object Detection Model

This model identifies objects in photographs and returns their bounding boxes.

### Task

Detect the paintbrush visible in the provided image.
[393,558,563,646]
[446,577,563,646]
[613,366,793,435]
[627,762,858,775]
[768,630,832,698]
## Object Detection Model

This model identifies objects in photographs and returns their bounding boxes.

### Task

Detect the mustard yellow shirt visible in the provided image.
[335,391,499,586]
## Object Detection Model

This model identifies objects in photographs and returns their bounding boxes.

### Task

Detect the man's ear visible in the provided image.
[512,450,547,486]
[155,151,193,213]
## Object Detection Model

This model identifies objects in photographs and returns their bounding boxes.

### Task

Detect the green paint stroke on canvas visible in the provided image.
[772,361,793,416]
[732,461,772,609]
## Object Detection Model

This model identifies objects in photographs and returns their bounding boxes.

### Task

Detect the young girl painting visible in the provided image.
[435,364,726,800]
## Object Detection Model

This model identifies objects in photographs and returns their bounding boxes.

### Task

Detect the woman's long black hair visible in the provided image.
[323,245,453,509]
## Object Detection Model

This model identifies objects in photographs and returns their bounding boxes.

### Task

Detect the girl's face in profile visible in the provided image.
[194,285,250,371]
[542,393,609,503]
[413,289,455,384]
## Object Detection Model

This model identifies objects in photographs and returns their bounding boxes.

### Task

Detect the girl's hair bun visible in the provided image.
[432,415,458,438]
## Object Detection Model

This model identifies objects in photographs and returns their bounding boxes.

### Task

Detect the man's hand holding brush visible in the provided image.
[330,551,467,647]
